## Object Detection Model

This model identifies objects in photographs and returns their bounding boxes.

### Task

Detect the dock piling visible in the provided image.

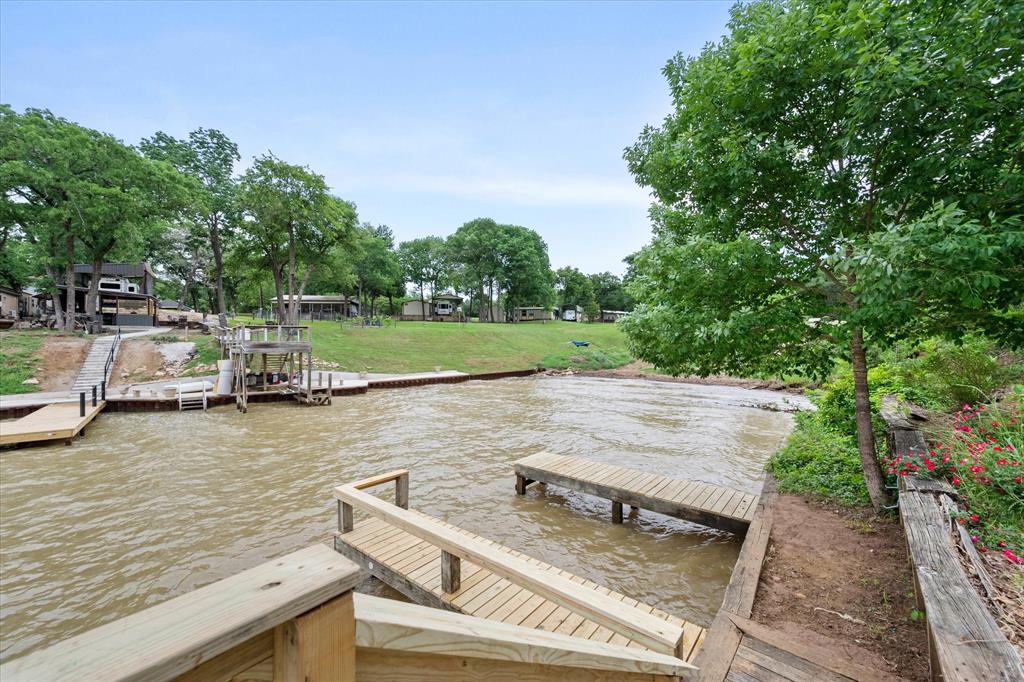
[441,550,461,593]
[612,500,624,524]
[100,381,105,401]
[92,385,97,406]
[79,392,85,417]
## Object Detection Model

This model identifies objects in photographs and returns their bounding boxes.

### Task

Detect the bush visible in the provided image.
[540,347,631,371]
[884,391,1024,564]
[769,411,870,506]
[895,336,1017,409]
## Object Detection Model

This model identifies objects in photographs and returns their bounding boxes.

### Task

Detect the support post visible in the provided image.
[516,474,527,495]
[100,381,105,401]
[441,550,461,593]
[92,385,97,406]
[273,590,355,682]
[612,500,623,524]
[339,500,353,533]
[395,471,409,509]
[328,373,333,392]
[319,371,323,387]
[79,392,85,417]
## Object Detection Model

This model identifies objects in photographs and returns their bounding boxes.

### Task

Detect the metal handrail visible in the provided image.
[99,327,121,401]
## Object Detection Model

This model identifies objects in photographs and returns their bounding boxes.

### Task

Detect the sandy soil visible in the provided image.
[109,339,172,387]
[752,495,930,680]
[35,336,90,391]
[578,360,810,395]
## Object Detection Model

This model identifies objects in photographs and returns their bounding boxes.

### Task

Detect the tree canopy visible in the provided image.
[621,0,1024,508]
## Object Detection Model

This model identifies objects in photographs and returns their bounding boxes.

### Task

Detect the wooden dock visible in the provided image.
[334,470,706,666]
[0,400,105,446]
[514,452,757,535]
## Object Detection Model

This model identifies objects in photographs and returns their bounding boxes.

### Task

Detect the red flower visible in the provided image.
[952,476,961,485]
[970,514,979,523]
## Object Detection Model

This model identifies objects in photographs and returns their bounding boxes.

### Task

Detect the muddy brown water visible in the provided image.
[0,375,805,661]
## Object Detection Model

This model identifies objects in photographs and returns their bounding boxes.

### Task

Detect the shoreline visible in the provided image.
[565,361,810,395]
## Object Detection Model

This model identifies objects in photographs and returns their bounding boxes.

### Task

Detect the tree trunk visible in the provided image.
[45,264,65,329]
[87,256,103,331]
[258,282,265,317]
[64,233,76,332]
[210,214,228,327]
[286,221,296,325]
[488,279,494,322]
[419,281,426,321]
[851,327,889,509]
[295,264,315,322]
[270,259,286,322]
[477,283,486,322]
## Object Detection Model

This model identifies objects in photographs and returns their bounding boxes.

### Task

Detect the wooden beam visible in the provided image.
[612,501,624,524]
[352,593,693,677]
[334,483,690,659]
[0,545,362,682]
[275,592,356,682]
[441,550,461,593]
[351,469,411,491]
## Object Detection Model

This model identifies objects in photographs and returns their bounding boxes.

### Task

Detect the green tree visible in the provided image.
[622,0,1024,508]
[447,218,503,322]
[555,266,593,311]
[495,225,555,319]
[353,224,403,318]
[398,235,447,318]
[140,128,240,324]
[236,154,352,324]
[588,271,631,312]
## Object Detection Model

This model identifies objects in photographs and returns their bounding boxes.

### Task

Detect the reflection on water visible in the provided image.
[0,376,802,661]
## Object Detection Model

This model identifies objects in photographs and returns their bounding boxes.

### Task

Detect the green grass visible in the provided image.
[234,318,631,374]
[0,330,45,394]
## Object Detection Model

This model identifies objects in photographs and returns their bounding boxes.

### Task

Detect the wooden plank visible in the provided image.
[0,545,362,682]
[350,468,409,491]
[175,631,272,682]
[0,401,106,445]
[335,484,689,658]
[899,488,1024,681]
[274,592,356,682]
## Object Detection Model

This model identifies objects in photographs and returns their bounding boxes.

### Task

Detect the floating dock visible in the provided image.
[514,452,757,535]
[0,401,105,446]
[334,470,706,665]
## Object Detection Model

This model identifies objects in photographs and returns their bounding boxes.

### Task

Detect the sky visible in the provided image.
[0,1,733,276]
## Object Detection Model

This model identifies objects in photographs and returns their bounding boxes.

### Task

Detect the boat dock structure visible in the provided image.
[514,452,758,535]
[0,398,106,446]
[333,469,705,666]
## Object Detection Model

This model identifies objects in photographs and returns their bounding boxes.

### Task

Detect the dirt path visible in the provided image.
[577,360,809,394]
[35,336,90,391]
[753,494,930,679]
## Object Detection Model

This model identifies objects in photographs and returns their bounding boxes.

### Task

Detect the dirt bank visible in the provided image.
[35,336,90,391]
[576,361,809,394]
[753,494,929,680]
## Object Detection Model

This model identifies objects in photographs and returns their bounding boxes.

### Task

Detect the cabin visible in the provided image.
[600,310,628,322]
[560,304,584,322]
[513,306,556,322]
[0,286,19,320]
[273,294,359,321]
[400,294,464,321]
[52,263,158,328]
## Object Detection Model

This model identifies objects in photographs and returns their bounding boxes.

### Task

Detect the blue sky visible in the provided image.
[0,1,732,275]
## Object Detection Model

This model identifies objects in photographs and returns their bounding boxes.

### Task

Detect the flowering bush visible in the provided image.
[884,392,1024,565]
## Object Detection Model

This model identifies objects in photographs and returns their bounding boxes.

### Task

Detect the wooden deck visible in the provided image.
[0,400,105,446]
[514,452,757,535]
[334,514,706,665]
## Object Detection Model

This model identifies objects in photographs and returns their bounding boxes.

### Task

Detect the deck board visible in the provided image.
[514,453,757,535]
[334,514,705,665]
[0,401,105,446]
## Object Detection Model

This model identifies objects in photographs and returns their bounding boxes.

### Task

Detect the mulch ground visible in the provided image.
[752,494,931,680]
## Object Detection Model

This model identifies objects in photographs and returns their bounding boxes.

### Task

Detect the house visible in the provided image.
[513,306,556,322]
[400,294,464,321]
[560,305,584,322]
[0,286,19,320]
[273,295,359,320]
[54,263,158,327]
[600,310,628,323]
[20,288,42,319]
[158,299,193,311]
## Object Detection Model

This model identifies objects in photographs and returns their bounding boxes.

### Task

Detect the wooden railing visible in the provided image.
[334,469,694,661]
[0,543,694,681]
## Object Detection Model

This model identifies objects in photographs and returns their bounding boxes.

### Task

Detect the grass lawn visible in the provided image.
[235,318,631,374]
[0,330,45,394]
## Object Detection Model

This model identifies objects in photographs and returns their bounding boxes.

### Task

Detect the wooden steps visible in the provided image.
[334,499,706,666]
[515,452,757,535]
[0,400,106,446]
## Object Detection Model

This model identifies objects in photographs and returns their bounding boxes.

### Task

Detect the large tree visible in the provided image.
[236,154,353,324]
[554,266,593,310]
[398,236,447,318]
[622,0,1024,508]
[446,218,503,322]
[140,128,240,324]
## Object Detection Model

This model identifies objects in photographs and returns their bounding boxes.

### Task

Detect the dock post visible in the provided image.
[328,373,333,393]
[319,371,323,386]
[79,392,85,417]
[395,471,409,509]
[338,500,353,533]
[100,381,105,401]
[515,474,526,495]
[92,385,97,406]
[441,550,461,593]
[612,500,624,524]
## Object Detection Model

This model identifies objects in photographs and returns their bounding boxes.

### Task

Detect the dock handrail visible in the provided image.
[334,470,694,662]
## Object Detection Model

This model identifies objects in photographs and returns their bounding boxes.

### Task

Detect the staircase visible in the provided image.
[177,382,208,411]
[69,333,120,395]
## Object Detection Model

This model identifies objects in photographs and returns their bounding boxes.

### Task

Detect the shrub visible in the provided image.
[895,336,1016,409]
[769,411,870,506]
[884,391,1024,564]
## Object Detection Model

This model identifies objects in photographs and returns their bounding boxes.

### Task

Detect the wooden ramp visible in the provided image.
[515,453,757,535]
[334,470,706,667]
[0,401,105,446]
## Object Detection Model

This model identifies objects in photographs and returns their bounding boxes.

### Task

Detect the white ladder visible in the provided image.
[177,382,208,412]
